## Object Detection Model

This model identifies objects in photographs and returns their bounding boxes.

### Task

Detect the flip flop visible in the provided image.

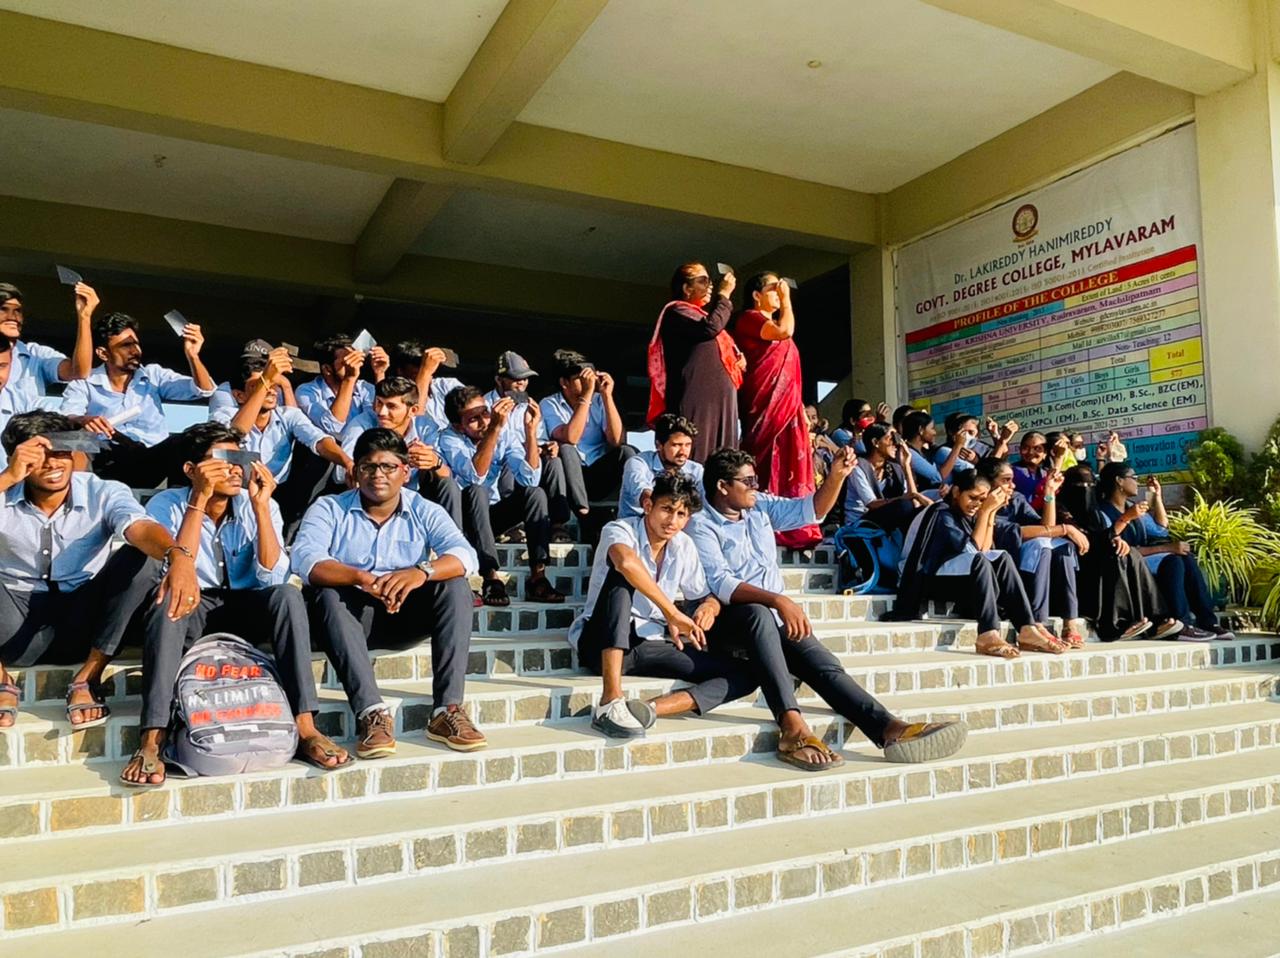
[975,634,1020,659]
[1118,618,1152,641]
[777,734,845,772]
[884,721,968,764]
[0,681,19,728]
[119,749,166,788]
[66,679,111,730]
[482,579,510,607]
[296,734,354,771]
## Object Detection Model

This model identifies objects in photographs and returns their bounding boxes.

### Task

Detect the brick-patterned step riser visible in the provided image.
[6,752,1279,935]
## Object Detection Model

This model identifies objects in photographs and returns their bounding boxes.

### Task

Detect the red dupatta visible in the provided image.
[646,300,744,426]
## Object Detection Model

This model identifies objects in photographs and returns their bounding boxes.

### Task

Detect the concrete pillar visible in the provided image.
[850,246,897,406]
[1195,0,1280,447]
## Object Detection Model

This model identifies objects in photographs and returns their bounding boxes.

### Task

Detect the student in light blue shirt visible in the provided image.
[618,413,704,518]
[0,410,196,743]
[0,281,94,402]
[218,348,355,536]
[62,311,215,489]
[391,340,465,432]
[439,385,565,606]
[0,338,39,473]
[293,428,483,758]
[124,422,342,786]
[539,349,635,533]
[294,333,378,436]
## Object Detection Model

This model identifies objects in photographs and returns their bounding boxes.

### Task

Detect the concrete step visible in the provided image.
[491,541,838,569]
[4,661,1276,769]
[7,777,1280,952]
[486,563,840,601]
[3,695,1276,842]
[5,739,1280,934]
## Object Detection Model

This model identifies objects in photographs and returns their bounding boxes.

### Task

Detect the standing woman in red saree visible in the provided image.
[646,263,742,464]
[732,272,822,549]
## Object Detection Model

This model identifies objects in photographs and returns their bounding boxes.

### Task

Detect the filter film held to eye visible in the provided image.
[43,431,108,454]
[211,449,263,467]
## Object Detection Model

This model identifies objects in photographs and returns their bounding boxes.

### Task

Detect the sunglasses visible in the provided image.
[688,275,713,288]
[727,475,760,489]
[356,462,403,478]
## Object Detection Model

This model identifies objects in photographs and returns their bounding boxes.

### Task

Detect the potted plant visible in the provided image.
[1166,493,1280,606]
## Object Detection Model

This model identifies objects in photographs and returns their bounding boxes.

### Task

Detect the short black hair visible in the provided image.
[943,411,977,435]
[654,413,698,444]
[444,384,484,425]
[313,333,354,362]
[375,376,419,406]
[353,427,408,464]
[862,423,891,448]
[975,456,1011,483]
[0,336,11,354]
[236,355,268,390]
[1,410,77,455]
[0,283,22,305]
[551,349,592,380]
[392,340,424,372]
[842,398,870,424]
[891,404,914,430]
[947,468,989,496]
[900,410,933,442]
[649,471,702,513]
[92,312,139,349]
[179,422,243,468]
[703,447,755,497]
[1020,430,1046,448]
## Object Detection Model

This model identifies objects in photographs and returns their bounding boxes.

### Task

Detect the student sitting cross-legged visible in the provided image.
[617,413,705,519]
[439,386,566,606]
[688,446,968,768]
[571,472,760,737]
[122,422,345,787]
[338,376,462,527]
[0,411,198,738]
[292,428,485,758]
[216,347,355,537]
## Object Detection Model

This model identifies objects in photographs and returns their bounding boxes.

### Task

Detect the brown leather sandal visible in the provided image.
[777,734,845,771]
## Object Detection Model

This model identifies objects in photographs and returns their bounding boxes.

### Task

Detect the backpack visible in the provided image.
[165,632,298,776]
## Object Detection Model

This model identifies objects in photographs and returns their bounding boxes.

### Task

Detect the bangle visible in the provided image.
[184,504,205,515]
[1042,494,1055,503]
[163,545,193,566]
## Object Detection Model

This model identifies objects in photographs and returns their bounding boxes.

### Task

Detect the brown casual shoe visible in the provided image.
[426,705,487,752]
[356,708,396,760]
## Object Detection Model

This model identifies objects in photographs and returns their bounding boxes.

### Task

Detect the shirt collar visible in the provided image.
[14,472,85,514]
[88,364,147,388]
[344,487,408,519]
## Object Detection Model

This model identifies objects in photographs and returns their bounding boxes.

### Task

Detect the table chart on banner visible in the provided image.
[905,245,1207,476]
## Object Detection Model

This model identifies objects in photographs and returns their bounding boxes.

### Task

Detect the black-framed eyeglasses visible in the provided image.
[688,275,713,288]
[728,475,760,489]
[356,462,403,478]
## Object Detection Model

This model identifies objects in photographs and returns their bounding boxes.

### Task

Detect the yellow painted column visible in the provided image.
[850,246,896,406]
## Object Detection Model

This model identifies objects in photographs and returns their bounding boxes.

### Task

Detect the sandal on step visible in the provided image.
[1118,618,1152,641]
[777,734,845,771]
[975,633,1020,659]
[1059,626,1086,650]
[66,679,111,730]
[1017,629,1067,654]
[119,749,166,788]
[884,721,968,764]
[481,579,510,607]
[296,734,354,771]
[526,576,566,604]
[0,681,19,727]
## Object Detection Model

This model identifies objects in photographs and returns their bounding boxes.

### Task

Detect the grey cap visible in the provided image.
[241,338,272,359]
[496,350,537,379]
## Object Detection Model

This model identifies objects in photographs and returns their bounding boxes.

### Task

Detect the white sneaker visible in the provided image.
[592,697,645,738]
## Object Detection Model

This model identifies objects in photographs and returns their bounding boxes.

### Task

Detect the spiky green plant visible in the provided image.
[1166,493,1280,603]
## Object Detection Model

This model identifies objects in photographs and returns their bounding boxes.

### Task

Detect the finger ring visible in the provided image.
[186,596,195,603]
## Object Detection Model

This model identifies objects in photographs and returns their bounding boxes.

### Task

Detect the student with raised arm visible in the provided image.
[439,386,565,606]
[0,338,39,472]
[689,446,967,769]
[123,423,345,787]
[295,334,376,436]
[338,376,462,527]
[617,413,705,518]
[844,423,932,535]
[219,348,355,535]
[61,311,215,488]
[0,280,95,401]
[0,411,197,740]
[900,410,962,490]
[571,472,760,737]
[540,349,635,531]
[293,429,483,757]
[208,338,300,422]
[391,340,464,432]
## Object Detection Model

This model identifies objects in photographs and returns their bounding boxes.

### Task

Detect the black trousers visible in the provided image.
[558,443,637,513]
[306,577,472,716]
[1077,534,1171,640]
[93,433,185,489]
[418,469,464,530]
[928,552,1036,635]
[462,484,550,573]
[716,603,896,748]
[1154,553,1217,629]
[1019,541,1080,622]
[500,457,571,525]
[140,584,319,729]
[0,546,159,667]
[276,444,336,543]
[575,568,759,714]
[862,499,920,535]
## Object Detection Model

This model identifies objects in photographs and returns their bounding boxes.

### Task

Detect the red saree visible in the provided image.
[732,310,822,549]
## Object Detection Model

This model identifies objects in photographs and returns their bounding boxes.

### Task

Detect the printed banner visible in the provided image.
[896,125,1207,476]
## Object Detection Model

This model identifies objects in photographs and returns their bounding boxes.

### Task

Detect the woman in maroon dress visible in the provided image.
[646,262,743,463]
[732,271,822,549]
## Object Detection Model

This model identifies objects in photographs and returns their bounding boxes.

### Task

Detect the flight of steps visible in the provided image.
[1,542,1278,957]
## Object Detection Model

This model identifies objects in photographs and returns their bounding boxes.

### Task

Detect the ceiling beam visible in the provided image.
[353,179,457,283]
[921,0,1252,95]
[0,10,876,248]
[0,193,665,325]
[444,0,608,165]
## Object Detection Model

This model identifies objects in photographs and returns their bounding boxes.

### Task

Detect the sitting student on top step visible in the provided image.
[617,413,704,519]
[292,428,485,758]
[122,422,344,787]
[688,446,967,769]
[391,340,464,433]
[62,311,215,488]
[0,280,94,403]
[438,386,566,607]
[295,333,380,436]
[207,337,300,422]
[892,470,1063,659]
[570,472,760,738]
[0,336,41,473]
[0,411,196,737]
[338,376,462,527]
[215,347,354,537]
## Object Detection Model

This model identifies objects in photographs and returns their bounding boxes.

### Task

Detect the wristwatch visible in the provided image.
[415,560,435,581]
